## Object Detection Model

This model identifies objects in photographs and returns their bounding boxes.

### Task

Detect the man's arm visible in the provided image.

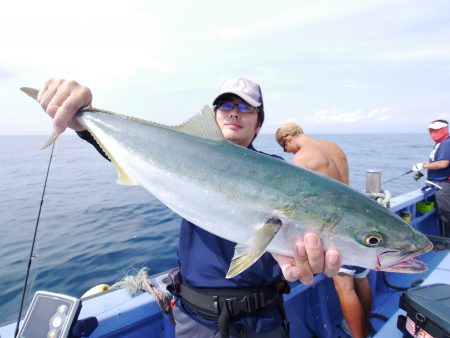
[425,160,450,170]
[76,130,110,161]
[38,78,113,161]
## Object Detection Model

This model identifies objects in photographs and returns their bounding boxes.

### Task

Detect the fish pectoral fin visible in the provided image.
[226,217,283,279]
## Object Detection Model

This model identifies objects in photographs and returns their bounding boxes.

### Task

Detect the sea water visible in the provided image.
[0,133,431,323]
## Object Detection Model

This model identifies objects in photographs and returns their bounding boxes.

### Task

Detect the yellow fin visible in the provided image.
[88,130,138,186]
[226,217,283,279]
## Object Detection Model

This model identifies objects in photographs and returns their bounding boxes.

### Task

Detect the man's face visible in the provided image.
[429,127,449,143]
[215,96,261,147]
[281,135,295,154]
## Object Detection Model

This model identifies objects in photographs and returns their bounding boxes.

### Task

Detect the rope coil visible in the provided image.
[364,190,391,208]
[110,267,174,322]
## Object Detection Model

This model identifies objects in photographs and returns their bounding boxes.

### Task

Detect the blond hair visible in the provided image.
[275,122,304,147]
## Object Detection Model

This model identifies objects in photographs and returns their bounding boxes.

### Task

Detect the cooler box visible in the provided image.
[397,283,450,338]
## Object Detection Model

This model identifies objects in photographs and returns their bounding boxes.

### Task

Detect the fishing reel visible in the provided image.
[413,171,424,181]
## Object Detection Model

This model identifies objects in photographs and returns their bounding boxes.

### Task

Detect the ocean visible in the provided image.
[0,133,432,324]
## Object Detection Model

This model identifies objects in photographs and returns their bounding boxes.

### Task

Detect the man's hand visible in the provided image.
[412,162,425,172]
[272,232,341,284]
[38,78,93,134]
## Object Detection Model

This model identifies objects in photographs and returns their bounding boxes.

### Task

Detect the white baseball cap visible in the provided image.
[212,76,264,107]
[428,120,448,130]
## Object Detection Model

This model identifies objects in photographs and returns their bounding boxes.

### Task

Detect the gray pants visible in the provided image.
[435,181,450,237]
[172,305,289,338]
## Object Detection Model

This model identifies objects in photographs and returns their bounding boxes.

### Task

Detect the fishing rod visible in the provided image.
[382,169,424,185]
[381,170,413,185]
[14,141,56,337]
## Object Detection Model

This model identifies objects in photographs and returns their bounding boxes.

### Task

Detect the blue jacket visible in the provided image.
[177,144,285,331]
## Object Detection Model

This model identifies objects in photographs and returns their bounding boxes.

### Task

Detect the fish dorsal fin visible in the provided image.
[20,87,224,143]
[171,105,225,142]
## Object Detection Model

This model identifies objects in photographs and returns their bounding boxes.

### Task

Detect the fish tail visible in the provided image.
[41,130,61,149]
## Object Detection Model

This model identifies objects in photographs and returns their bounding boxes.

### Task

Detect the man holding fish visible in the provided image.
[35,76,342,337]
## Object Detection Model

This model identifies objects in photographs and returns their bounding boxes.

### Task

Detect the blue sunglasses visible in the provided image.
[217,101,257,113]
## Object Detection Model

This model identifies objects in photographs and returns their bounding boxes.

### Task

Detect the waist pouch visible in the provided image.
[167,270,290,337]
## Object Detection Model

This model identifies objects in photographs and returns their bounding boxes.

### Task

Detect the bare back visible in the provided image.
[292,137,349,184]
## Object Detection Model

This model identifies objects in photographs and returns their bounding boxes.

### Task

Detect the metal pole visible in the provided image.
[366,169,381,193]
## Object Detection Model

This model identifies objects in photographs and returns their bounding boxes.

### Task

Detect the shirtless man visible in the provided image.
[276,122,349,183]
[275,122,372,338]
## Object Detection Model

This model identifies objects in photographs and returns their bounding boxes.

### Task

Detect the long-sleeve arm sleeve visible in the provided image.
[76,130,110,161]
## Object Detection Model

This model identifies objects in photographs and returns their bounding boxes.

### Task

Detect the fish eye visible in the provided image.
[363,231,384,247]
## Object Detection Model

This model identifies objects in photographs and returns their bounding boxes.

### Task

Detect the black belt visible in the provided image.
[179,281,286,318]
[167,272,290,338]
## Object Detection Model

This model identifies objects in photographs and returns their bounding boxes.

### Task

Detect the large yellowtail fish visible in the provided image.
[21,87,433,278]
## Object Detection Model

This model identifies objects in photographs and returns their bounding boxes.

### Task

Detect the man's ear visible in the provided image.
[255,124,261,135]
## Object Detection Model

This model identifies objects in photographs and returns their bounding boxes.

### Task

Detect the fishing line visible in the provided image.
[14,141,56,337]
[381,170,413,185]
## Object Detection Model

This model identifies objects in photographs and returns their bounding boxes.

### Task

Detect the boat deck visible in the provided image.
[1,188,448,338]
[372,251,450,338]
[282,250,449,338]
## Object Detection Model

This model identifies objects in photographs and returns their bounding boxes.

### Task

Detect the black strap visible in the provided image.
[277,294,290,335]
[218,302,231,338]
[166,271,290,338]
[178,281,286,316]
[174,279,289,338]
[76,130,110,161]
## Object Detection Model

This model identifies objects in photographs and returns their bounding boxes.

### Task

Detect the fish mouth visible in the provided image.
[377,241,433,273]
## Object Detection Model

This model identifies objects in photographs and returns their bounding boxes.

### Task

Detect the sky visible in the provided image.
[1,0,450,135]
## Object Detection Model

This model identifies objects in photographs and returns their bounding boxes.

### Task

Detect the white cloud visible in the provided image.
[310,106,392,124]
[0,0,171,85]
[340,82,380,90]
[381,48,450,62]
[215,0,394,40]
